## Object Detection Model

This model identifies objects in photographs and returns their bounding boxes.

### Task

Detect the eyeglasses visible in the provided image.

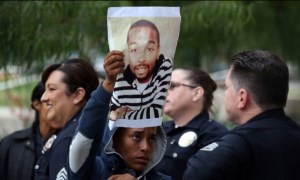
[169,81,197,90]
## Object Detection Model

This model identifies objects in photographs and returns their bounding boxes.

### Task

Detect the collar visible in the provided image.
[62,109,82,128]
[132,79,151,93]
[234,108,291,130]
[12,121,38,140]
[244,108,285,123]
[164,111,210,132]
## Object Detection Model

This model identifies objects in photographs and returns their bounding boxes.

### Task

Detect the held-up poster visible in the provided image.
[107,7,181,128]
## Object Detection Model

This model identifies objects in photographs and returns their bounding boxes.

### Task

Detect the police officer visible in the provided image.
[156,68,227,180]
[183,50,300,180]
[0,82,57,180]
[34,59,99,180]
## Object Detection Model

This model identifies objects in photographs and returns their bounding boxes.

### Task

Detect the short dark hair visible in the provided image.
[177,67,217,113]
[42,58,99,102]
[31,81,45,122]
[127,19,160,46]
[230,50,289,109]
[31,81,45,104]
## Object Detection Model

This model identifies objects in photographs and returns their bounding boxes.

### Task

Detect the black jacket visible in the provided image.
[183,108,300,180]
[156,111,227,180]
[0,122,38,180]
[34,111,81,180]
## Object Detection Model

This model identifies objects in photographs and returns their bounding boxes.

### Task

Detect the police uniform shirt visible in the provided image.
[34,112,81,180]
[183,108,300,180]
[156,111,227,180]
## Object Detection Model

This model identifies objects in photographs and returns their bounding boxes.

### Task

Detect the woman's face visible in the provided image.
[113,127,157,173]
[41,70,79,129]
[164,70,196,118]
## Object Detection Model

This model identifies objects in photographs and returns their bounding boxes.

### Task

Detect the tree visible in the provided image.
[1,1,299,74]
[0,1,130,73]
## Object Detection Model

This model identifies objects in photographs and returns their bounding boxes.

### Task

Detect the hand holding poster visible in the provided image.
[107,7,181,128]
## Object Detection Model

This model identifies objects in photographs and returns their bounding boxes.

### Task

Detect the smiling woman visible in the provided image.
[34,58,99,180]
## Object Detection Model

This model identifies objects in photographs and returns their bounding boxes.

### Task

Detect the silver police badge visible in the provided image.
[42,134,57,154]
[178,131,197,147]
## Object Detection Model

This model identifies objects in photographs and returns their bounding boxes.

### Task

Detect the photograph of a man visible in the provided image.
[110,19,172,125]
[107,7,180,128]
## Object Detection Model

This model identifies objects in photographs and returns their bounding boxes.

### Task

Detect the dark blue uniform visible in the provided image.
[156,111,227,180]
[34,112,81,180]
[0,121,43,180]
[183,108,300,180]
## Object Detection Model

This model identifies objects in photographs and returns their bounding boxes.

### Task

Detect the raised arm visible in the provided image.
[68,51,124,180]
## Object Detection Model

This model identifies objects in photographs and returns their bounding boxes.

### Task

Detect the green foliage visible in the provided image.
[177,1,253,69]
[0,1,130,72]
[1,1,300,73]
[0,80,38,107]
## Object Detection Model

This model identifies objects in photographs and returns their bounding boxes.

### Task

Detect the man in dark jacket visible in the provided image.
[183,50,300,180]
[0,82,56,180]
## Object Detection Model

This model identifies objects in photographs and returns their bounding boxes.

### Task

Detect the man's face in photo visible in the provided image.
[127,26,160,83]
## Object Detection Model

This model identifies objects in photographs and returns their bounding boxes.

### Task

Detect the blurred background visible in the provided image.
[1,1,299,139]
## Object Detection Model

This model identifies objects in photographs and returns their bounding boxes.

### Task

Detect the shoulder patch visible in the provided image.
[200,142,219,151]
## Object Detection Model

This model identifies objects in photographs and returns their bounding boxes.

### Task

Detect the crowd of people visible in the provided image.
[0,49,299,180]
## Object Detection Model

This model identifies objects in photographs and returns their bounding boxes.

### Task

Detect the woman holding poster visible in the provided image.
[67,7,180,180]
[68,51,171,180]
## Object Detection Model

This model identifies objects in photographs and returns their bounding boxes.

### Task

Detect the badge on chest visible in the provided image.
[178,131,197,147]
